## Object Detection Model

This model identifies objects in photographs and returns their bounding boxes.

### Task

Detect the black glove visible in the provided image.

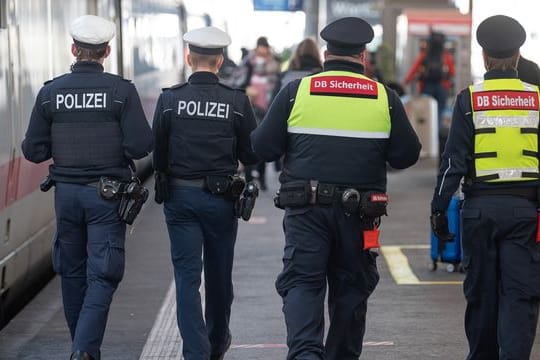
[154,172,169,204]
[430,211,455,242]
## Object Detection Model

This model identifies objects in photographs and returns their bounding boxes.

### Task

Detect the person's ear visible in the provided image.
[104,45,111,58]
[216,54,224,70]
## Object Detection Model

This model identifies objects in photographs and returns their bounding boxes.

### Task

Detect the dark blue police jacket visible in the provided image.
[22,61,153,183]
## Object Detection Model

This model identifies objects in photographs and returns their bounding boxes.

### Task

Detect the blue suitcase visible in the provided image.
[430,196,462,272]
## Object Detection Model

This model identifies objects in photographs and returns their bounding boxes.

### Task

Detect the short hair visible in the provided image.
[189,52,221,68]
[74,44,107,61]
[485,52,520,72]
[256,36,270,48]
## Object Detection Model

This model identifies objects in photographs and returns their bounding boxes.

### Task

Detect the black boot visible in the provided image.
[70,351,94,360]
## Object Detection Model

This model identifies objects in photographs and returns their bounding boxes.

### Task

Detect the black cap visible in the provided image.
[320,17,374,56]
[476,15,525,59]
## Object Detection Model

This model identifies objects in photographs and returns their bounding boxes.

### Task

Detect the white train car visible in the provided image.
[0,0,186,325]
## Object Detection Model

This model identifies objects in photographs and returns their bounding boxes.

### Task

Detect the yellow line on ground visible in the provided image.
[380,245,462,285]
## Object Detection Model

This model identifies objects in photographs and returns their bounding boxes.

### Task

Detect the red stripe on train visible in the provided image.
[0,157,51,212]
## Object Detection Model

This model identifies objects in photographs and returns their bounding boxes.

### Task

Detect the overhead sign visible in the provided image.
[326,0,379,25]
[253,0,303,11]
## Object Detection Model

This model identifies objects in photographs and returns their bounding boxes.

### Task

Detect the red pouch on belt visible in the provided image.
[536,212,540,243]
[363,229,380,250]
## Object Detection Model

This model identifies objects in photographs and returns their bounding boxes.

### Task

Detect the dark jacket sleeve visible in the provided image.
[385,88,422,169]
[250,80,299,161]
[431,89,473,212]
[152,94,169,172]
[235,92,259,166]
[21,87,52,163]
[119,82,153,160]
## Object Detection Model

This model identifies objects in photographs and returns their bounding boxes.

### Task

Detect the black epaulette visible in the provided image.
[43,73,67,85]
[163,83,187,92]
[218,83,245,93]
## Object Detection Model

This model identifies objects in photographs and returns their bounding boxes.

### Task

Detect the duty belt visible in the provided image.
[169,177,205,188]
[275,181,388,218]
[465,187,538,201]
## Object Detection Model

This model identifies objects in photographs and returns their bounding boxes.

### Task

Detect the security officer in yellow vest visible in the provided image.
[21,15,153,360]
[431,15,540,359]
[152,26,259,360]
[251,17,421,360]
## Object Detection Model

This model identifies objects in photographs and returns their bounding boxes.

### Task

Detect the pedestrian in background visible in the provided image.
[241,36,280,190]
[251,17,421,360]
[21,15,153,360]
[275,37,323,93]
[152,26,259,360]
[403,31,455,121]
[431,15,540,359]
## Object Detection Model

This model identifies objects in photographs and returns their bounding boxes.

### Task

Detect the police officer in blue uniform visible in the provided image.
[251,17,421,360]
[21,15,153,360]
[152,26,259,360]
[431,15,540,360]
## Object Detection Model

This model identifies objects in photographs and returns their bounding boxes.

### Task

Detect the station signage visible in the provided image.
[253,0,303,11]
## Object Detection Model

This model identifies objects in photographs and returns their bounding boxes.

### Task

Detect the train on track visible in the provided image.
[0,0,187,326]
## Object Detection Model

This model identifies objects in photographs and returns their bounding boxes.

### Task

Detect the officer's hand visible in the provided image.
[430,211,455,242]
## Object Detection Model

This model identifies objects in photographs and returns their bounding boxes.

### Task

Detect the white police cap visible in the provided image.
[70,15,115,49]
[183,26,231,55]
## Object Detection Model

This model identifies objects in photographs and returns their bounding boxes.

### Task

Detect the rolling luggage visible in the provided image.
[430,195,462,272]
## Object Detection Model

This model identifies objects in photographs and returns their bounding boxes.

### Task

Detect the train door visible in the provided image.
[0,0,20,244]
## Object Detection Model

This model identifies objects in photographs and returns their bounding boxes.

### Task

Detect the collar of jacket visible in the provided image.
[71,61,104,73]
[484,69,518,80]
[323,60,365,74]
[188,71,219,84]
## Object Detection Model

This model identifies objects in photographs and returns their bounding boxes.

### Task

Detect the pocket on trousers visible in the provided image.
[103,232,125,283]
[276,245,296,297]
[51,233,62,275]
[460,208,481,263]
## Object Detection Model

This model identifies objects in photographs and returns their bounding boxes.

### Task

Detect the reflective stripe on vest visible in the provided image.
[287,71,391,139]
[469,79,540,182]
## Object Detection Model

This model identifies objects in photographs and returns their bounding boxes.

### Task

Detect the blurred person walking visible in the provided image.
[275,37,323,93]
[403,31,455,121]
[241,36,280,190]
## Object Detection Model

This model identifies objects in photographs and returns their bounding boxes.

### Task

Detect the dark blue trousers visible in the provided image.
[53,182,125,360]
[461,196,540,360]
[164,185,238,360]
[276,205,380,360]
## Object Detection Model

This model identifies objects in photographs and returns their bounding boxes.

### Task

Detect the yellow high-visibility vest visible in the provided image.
[287,71,391,139]
[470,79,540,182]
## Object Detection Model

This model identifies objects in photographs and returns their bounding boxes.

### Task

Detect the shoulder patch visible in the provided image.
[170,83,187,90]
[44,73,67,85]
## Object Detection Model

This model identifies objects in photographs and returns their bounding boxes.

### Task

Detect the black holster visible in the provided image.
[154,172,169,204]
[236,181,259,221]
[118,180,149,225]
[40,175,55,192]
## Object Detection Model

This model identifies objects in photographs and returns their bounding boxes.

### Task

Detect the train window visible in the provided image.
[0,0,6,29]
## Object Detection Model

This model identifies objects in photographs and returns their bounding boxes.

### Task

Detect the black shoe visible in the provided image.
[70,351,94,360]
[210,335,232,360]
